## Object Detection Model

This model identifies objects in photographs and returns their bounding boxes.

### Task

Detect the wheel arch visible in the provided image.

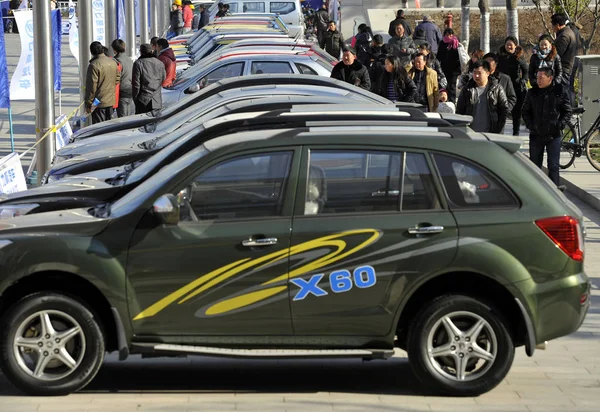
[0,271,121,353]
[393,271,528,351]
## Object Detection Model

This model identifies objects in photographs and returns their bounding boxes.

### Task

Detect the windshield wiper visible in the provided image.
[92,203,111,218]
[138,135,163,151]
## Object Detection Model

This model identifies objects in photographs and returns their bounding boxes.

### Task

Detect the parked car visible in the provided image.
[208,1,304,37]
[70,74,393,141]
[162,49,334,107]
[0,107,589,397]
[46,88,397,182]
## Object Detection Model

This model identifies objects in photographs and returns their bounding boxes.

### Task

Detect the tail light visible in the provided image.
[535,216,584,261]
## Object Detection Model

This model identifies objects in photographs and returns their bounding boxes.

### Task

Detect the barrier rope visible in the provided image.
[19,101,85,159]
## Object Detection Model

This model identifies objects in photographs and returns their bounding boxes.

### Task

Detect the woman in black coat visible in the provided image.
[497,36,529,136]
[529,34,563,88]
[376,55,417,103]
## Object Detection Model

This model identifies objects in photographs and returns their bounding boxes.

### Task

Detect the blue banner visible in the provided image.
[0,24,9,108]
[117,0,126,40]
[52,9,61,91]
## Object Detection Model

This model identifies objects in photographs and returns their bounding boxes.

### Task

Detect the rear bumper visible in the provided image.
[510,272,591,348]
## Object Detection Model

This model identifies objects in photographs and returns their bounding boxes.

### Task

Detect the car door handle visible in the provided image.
[372,190,400,197]
[242,238,278,247]
[408,226,444,235]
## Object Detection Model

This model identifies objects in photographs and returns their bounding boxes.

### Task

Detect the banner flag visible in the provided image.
[9,10,34,100]
[92,0,106,45]
[0,153,27,195]
[68,0,79,65]
[52,9,61,91]
[117,0,126,40]
[0,21,9,108]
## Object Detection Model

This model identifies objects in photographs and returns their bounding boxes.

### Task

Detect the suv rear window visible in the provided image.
[433,153,518,208]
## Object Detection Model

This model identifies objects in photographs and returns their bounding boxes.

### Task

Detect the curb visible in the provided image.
[543,166,600,212]
[561,175,600,212]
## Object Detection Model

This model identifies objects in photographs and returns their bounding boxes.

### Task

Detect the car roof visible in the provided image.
[166,74,392,110]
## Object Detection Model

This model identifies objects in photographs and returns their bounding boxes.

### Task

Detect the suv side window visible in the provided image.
[270,2,295,14]
[204,63,244,86]
[304,150,439,215]
[433,153,518,208]
[243,2,265,12]
[185,152,293,220]
[251,61,294,74]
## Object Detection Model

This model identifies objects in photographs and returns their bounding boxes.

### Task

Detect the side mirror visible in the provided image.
[185,78,206,94]
[152,194,180,225]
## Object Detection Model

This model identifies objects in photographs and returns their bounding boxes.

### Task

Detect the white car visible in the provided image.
[162,49,334,107]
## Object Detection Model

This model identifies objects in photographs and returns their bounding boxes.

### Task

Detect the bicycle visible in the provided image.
[560,98,600,171]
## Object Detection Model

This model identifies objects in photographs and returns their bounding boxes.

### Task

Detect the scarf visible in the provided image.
[443,35,459,50]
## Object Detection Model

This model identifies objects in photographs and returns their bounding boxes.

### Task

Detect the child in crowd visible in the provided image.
[437,89,455,113]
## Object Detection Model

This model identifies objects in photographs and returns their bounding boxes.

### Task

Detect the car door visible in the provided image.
[127,148,300,337]
[288,146,458,336]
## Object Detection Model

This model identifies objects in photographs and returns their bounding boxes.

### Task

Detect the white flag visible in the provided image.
[68,0,79,65]
[9,10,35,101]
[92,0,106,45]
[0,153,28,195]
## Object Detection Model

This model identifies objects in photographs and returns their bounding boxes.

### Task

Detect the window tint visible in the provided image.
[403,153,440,211]
[226,3,239,12]
[204,62,244,86]
[296,63,318,75]
[305,150,439,215]
[270,2,295,14]
[251,61,294,74]
[242,2,265,12]
[433,153,518,208]
[186,152,293,220]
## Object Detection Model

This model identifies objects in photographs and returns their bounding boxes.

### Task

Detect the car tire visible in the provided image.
[407,294,514,396]
[0,293,105,396]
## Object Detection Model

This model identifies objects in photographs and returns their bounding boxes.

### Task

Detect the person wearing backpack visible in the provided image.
[354,26,373,67]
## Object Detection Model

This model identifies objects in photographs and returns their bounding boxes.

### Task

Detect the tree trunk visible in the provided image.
[461,0,470,50]
[506,0,519,40]
[479,0,490,53]
[437,0,445,7]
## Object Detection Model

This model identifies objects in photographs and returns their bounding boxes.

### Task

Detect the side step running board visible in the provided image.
[132,343,394,360]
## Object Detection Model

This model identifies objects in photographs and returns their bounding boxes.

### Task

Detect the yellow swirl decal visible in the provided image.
[133,229,381,320]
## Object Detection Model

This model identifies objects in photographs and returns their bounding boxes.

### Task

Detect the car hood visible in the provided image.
[57,130,151,159]
[72,113,156,141]
[0,208,110,236]
[50,147,155,177]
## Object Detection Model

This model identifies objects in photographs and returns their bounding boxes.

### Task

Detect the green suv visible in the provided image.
[0,121,590,397]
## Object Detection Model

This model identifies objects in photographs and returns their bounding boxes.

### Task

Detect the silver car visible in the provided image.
[162,49,334,107]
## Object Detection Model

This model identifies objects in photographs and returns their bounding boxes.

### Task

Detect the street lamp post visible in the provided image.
[105,0,117,56]
[32,0,55,179]
[125,0,136,57]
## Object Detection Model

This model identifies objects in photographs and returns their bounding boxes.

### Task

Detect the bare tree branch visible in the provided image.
[532,0,554,38]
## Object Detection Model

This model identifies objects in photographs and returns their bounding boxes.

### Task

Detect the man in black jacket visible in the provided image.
[388,10,411,38]
[483,53,516,112]
[315,4,330,44]
[456,60,509,133]
[522,67,572,186]
[331,47,371,91]
[320,20,345,59]
[551,13,577,84]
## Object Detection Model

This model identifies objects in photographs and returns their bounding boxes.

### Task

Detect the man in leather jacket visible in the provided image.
[456,60,509,133]
[522,67,572,186]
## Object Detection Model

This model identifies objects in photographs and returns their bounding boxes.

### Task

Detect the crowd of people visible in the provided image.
[326,10,582,186]
[84,36,178,124]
